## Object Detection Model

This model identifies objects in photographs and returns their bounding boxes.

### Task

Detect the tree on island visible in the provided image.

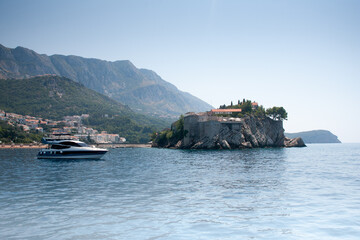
[224,99,254,116]
[151,115,188,146]
[266,107,288,121]
[240,100,252,113]
[217,99,287,121]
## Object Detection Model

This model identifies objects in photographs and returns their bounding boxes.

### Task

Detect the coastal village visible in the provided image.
[0,109,126,144]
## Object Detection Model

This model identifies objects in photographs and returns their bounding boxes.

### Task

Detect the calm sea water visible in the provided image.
[0,144,359,240]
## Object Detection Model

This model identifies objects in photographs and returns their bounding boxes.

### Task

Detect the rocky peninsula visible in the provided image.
[152,112,305,149]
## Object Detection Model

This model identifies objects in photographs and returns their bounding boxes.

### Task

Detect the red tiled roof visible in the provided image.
[211,109,242,113]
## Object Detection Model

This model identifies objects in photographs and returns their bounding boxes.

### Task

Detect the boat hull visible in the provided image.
[37,149,108,159]
[37,154,106,160]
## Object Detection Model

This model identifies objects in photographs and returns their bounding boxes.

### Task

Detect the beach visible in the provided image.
[0,144,47,149]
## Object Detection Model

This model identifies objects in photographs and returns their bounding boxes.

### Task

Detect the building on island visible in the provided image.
[183,111,244,147]
[209,109,242,115]
[252,102,258,110]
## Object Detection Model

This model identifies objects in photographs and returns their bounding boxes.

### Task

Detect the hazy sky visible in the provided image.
[1,0,359,142]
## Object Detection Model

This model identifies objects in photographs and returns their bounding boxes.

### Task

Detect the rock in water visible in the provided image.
[284,137,306,147]
[220,140,231,149]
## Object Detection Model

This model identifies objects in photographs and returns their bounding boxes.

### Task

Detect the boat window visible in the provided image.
[78,142,88,147]
[59,141,88,147]
[51,144,71,149]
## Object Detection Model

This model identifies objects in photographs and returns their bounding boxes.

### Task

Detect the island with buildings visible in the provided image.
[152,100,305,149]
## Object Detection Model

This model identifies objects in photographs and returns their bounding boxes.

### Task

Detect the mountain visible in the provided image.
[0,75,168,143]
[285,130,341,143]
[0,44,213,117]
[0,75,129,119]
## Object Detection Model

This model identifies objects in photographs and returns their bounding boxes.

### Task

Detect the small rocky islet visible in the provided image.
[152,110,305,150]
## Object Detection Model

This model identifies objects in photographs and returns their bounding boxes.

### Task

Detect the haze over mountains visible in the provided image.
[0,44,212,118]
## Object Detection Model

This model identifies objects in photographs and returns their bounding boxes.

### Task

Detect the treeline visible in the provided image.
[219,99,287,121]
[151,115,186,147]
[0,76,130,120]
[0,120,43,143]
[0,76,170,143]
[82,114,170,143]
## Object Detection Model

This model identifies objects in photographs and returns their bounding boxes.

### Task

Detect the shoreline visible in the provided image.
[0,143,152,149]
[96,143,152,148]
[0,144,47,149]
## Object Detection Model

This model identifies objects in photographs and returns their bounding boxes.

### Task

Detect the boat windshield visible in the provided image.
[51,144,71,149]
[59,141,89,147]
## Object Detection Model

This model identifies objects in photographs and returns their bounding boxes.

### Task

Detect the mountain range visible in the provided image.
[0,44,213,118]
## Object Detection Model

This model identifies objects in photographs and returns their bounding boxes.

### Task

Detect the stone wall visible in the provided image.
[154,113,305,149]
[182,114,302,149]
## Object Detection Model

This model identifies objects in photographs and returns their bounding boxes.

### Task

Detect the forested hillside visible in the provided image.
[0,76,169,143]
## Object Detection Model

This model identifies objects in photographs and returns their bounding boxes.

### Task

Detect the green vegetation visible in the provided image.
[0,120,43,143]
[266,106,288,121]
[219,99,265,117]
[0,76,169,143]
[152,115,187,146]
[83,114,168,143]
[219,99,287,120]
[0,76,130,119]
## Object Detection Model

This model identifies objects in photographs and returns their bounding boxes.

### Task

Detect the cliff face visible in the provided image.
[153,114,305,149]
[183,114,287,149]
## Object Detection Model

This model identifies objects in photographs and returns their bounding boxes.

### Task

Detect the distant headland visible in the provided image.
[285,130,341,144]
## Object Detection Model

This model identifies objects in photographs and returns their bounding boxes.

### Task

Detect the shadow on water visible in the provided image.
[37,158,105,163]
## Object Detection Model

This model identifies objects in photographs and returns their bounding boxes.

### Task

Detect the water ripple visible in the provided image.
[1,145,360,239]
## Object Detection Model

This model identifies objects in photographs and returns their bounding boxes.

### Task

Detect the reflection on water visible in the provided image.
[0,145,359,239]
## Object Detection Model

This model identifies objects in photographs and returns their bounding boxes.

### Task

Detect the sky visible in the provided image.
[0,0,359,142]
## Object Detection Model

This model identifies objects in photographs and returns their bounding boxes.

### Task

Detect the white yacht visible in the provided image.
[37,139,108,159]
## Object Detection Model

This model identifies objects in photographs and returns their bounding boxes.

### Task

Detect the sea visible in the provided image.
[0,144,359,240]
